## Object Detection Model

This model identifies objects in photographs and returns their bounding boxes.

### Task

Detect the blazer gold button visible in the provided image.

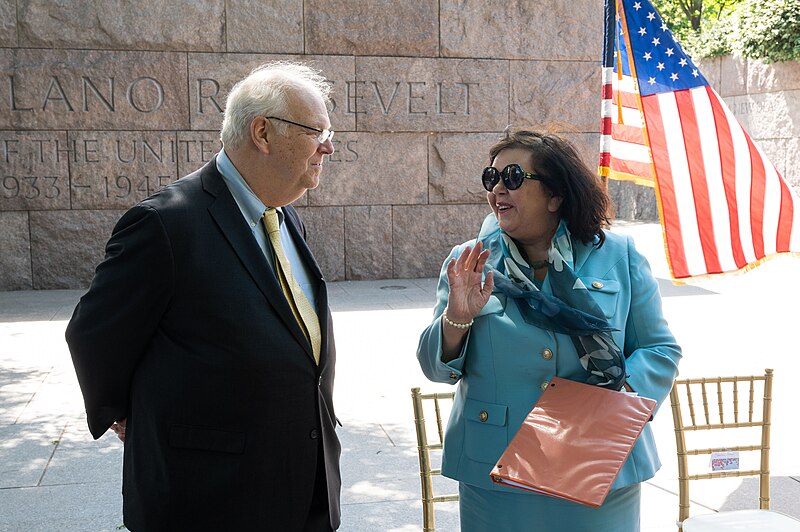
[479,410,489,422]
[541,348,553,360]
[541,381,549,391]
[449,372,458,380]
[592,280,604,289]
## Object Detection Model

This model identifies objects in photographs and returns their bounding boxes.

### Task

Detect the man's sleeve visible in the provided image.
[65,204,174,439]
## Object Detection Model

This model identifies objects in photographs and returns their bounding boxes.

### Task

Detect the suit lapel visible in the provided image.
[201,163,313,357]
[572,237,596,273]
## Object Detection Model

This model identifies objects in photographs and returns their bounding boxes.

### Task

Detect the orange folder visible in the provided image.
[490,376,657,507]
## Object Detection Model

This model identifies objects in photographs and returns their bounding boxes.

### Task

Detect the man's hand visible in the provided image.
[111,419,127,443]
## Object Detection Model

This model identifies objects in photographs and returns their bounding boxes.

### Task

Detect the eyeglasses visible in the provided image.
[482,164,543,192]
[265,116,334,144]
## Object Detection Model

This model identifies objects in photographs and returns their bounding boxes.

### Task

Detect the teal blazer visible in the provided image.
[417,228,681,493]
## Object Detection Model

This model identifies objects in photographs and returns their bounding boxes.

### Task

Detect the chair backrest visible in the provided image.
[411,387,459,532]
[669,368,774,527]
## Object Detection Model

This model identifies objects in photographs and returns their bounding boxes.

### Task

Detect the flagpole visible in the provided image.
[598,0,616,187]
[602,0,615,68]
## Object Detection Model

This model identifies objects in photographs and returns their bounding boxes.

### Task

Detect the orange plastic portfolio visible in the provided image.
[490,376,657,507]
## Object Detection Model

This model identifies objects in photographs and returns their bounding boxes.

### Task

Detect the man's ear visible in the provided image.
[251,116,270,155]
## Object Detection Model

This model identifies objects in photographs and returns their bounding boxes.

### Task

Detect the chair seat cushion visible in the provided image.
[684,509,800,531]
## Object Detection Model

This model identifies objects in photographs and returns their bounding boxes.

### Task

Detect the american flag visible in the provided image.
[600,0,800,281]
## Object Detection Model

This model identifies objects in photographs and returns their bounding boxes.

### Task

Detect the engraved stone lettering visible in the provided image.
[329,140,358,163]
[3,139,18,162]
[345,81,365,115]
[55,140,76,163]
[32,139,47,163]
[197,78,223,114]
[8,76,33,112]
[116,140,136,163]
[372,81,401,115]
[84,139,99,163]
[199,140,216,162]
[43,77,74,111]
[114,139,178,164]
[1,175,61,200]
[407,82,427,116]
[126,77,165,113]
[100,175,173,200]
[141,139,177,163]
[82,77,115,112]
[436,82,456,116]
[456,82,478,116]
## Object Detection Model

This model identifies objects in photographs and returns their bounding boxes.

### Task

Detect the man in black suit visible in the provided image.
[66,62,341,531]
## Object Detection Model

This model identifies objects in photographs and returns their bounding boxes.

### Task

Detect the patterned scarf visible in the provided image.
[477,214,627,390]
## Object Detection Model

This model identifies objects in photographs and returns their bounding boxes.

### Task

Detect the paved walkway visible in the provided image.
[1,222,799,531]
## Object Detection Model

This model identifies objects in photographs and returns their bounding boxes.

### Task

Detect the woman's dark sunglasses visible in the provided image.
[481,164,543,192]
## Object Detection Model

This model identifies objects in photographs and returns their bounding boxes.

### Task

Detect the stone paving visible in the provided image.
[1,222,799,531]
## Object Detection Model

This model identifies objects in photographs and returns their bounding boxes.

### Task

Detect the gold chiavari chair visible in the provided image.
[670,368,800,531]
[410,387,459,532]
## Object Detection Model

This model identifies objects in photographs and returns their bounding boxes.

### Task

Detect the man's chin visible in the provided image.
[305,174,321,190]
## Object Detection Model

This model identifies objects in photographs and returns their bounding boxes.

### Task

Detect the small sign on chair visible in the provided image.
[710,451,740,471]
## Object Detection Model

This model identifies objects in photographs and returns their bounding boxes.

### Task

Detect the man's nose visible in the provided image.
[319,138,334,155]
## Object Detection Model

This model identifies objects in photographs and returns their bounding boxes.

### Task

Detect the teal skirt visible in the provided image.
[458,482,641,532]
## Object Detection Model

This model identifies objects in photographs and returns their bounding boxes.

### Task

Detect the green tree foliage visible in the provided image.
[735,0,800,62]
[652,0,800,62]
[651,0,738,58]
[652,0,740,45]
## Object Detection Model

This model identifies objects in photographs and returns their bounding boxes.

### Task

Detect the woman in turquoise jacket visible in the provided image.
[417,129,681,532]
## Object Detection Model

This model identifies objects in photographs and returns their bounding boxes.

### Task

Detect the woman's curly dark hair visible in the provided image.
[488,128,613,246]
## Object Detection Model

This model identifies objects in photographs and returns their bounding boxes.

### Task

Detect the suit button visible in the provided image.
[592,280,604,289]
[541,348,553,360]
[479,410,489,422]
[541,381,549,391]
[449,372,458,380]
[318,376,322,386]
[309,429,319,439]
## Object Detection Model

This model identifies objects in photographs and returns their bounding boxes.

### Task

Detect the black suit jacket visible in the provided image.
[66,159,341,531]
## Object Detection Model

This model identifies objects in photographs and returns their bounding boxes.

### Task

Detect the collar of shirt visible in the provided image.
[216,149,284,227]
[215,149,317,311]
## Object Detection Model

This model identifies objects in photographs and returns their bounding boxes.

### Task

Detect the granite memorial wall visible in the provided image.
[1,1,798,290]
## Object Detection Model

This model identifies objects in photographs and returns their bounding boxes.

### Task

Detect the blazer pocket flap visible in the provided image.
[475,295,505,318]
[169,424,246,454]
[581,277,620,294]
[464,398,508,427]
[581,277,620,318]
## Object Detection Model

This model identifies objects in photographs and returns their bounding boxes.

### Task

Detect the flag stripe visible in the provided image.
[746,134,767,258]
[616,90,640,109]
[611,155,653,177]
[706,87,748,269]
[778,176,796,252]
[692,88,737,272]
[655,92,707,276]
[611,122,646,144]
[674,89,722,273]
[641,94,689,278]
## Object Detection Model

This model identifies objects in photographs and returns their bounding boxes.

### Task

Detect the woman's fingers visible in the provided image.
[482,270,495,298]
[454,245,471,272]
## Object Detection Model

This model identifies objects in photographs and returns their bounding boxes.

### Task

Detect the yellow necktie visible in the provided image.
[263,208,321,365]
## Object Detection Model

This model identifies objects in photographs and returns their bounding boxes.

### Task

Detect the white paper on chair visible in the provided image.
[710,451,739,471]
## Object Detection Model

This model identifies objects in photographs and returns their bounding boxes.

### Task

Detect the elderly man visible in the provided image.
[66,62,341,531]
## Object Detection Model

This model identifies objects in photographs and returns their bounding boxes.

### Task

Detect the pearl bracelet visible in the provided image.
[443,308,473,329]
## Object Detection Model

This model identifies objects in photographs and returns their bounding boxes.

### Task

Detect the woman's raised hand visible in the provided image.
[445,241,494,323]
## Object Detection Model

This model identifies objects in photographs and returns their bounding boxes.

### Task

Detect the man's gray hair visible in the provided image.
[220,61,332,150]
